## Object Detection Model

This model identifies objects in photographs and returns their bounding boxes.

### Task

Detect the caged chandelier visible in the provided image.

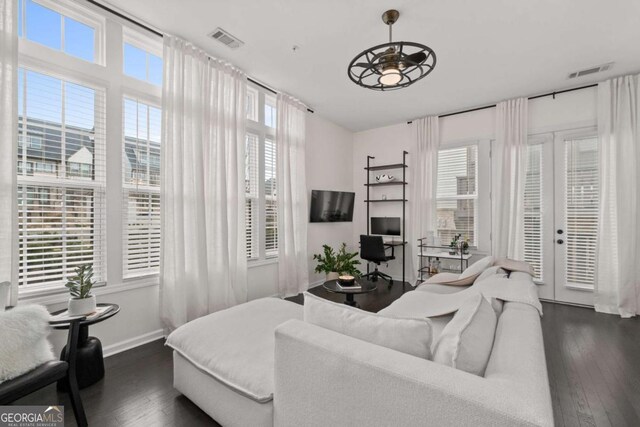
[347,9,436,91]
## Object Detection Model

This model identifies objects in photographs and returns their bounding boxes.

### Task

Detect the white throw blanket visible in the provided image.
[0,305,54,383]
[382,276,543,319]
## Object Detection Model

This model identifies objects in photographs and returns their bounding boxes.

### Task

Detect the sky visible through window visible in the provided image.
[18,1,162,126]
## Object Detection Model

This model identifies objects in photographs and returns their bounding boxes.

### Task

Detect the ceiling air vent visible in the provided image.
[209,27,244,49]
[568,62,613,79]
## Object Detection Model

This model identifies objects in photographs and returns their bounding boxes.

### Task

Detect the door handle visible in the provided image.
[557,229,564,235]
[557,239,564,244]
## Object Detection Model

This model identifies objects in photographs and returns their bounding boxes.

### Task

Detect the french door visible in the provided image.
[523,128,599,305]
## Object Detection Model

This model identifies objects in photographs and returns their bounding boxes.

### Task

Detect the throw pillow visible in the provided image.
[459,255,495,280]
[423,273,475,286]
[303,292,433,359]
[432,292,497,376]
[493,258,536,276]
[475,266,508,283]
[0,305,55,383]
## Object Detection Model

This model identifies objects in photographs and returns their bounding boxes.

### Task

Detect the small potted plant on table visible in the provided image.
[313,243,361,281]
[66,264,97,316]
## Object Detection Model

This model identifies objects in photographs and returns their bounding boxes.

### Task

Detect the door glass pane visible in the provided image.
[564,137,599,288]
[524,143,544,280]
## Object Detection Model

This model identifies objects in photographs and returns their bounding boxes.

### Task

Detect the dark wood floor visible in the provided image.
[15,282,640,427]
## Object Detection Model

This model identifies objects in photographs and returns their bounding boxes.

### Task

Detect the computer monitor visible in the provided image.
[371,217,401,236]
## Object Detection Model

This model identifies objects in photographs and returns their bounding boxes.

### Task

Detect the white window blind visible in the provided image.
[524,143,544,280]
[436,145,478,246]
[564,137,599,288]
[17,68,106,288]
[245,133,259,259]
[122,98,161,277]
[265,139,278,256]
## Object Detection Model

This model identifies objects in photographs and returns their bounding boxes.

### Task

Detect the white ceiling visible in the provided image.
[104,0,640,132]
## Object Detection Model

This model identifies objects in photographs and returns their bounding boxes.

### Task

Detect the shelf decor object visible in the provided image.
[347,9,437,91]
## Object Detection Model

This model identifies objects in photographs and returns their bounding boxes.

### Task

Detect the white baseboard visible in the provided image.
[102,329,165,358]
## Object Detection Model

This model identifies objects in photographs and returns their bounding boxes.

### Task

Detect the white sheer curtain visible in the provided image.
[160,36,248,329]
[0,0,18,306]
[410,116,439,284]
[491,98,528,259]
[276,94,309,297]
[595,74,640,318]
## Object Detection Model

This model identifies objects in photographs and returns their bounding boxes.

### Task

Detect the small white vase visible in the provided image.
[326,272,339,281]
[68,294,97,316]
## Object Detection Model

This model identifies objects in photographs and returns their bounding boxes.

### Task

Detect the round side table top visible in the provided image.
[49,303,120,330]
[322,280,377,295]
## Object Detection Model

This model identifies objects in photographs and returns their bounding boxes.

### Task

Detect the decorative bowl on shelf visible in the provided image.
[375,174,395,183]
[338,275,356,286]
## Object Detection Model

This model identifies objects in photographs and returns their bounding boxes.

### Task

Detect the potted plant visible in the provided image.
[313,243,361,281]
[335,243,361,278]
[65,264,97,316]
[449,234,461,255]
[461,238,470,255]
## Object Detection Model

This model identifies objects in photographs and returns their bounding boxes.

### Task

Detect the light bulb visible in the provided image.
[379,68,402,86]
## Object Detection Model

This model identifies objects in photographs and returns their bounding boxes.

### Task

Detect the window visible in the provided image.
[264,139,277,256]
[122,98,161,277]
[18,0,102,63]
[17,68,106,288]
[245,85,278,261]
[17,0,162,295]
[564,136,599,287]
[436,145,478,246]
[524,143,544,280]
[122,28,163,87]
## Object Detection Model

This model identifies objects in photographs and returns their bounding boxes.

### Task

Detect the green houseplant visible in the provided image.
[66,264,97,316]
[313,243,361,281]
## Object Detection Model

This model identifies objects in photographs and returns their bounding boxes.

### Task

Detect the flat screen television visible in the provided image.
[371,217,401,236]
[309,190,355,222]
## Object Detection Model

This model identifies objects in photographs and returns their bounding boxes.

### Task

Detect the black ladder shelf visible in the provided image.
[364,151,408,292]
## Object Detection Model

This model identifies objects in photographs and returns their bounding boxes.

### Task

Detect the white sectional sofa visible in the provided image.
[167,270,553,427]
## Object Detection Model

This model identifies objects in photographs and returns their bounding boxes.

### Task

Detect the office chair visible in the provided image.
[360,235,394,285]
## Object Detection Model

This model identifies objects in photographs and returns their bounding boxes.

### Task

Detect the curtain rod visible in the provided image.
[406,83,598,124]
[85,0,315,114]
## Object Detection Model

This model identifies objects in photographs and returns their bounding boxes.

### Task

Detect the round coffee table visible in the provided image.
[50,303,120,390]
[322,280,377,307]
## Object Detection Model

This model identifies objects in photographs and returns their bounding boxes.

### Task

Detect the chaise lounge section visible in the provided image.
[168,270,553,427]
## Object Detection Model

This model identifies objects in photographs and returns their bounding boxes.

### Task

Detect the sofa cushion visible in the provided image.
[432,292,497,376]
[304,292,433,359]
[459,255,495,280]
[494,258,536,276]
[166,297,302,403]
[0,305,55,384]
[475,266,508,283]
[423,273,475,286]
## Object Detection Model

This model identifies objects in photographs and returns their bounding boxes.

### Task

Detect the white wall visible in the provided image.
[352,87,598,281]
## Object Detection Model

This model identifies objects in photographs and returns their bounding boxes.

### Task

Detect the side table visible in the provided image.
[49,303,120,390]
[322,280,377,308]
